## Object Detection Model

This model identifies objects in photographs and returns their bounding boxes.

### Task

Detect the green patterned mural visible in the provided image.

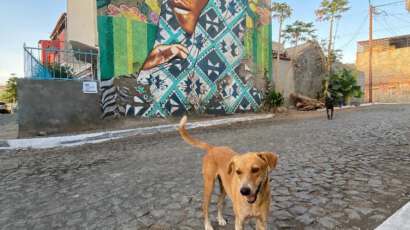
[98,17,157,80]
[98,0,272,118]
[97,0,160,80]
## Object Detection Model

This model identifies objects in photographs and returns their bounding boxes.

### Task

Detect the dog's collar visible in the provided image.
[256,175,268,196]
[249,174,269,204]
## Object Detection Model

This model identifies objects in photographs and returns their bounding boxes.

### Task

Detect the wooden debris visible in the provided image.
[290,93,325,111]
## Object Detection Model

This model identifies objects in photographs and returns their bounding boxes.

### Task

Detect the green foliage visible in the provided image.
[264,89,284,110]
[320,39,343,63]
[325,68,363,103]
[0,77,17,103]
[282,20,317,47]
[47,63,74,79]
[271,2,293,19]
[316,0,350,21]
[316,0,350,72]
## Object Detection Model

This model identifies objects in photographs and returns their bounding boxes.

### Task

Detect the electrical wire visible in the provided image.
[336,15,368,50]
[375,14,398,36]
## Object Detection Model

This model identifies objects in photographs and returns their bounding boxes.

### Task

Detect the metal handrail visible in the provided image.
[24,45,99,81]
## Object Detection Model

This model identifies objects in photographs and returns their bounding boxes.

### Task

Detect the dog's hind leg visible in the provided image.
[217,176,227,226]
[203,172,215,230]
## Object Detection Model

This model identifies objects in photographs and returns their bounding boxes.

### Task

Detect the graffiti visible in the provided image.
[98,0,272,118]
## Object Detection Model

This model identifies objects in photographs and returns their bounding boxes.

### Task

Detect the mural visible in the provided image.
[97,0,272,118]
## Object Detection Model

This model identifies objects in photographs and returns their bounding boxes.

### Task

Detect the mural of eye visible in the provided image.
[98,0,272,118]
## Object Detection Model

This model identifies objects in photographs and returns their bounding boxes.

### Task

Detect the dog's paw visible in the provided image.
[217,216,227,226]
[205,222,214,230]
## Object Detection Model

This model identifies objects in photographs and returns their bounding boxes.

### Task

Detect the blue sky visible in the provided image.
[0,0,409,84]
[0,1,66,84]
[275,0,410,63]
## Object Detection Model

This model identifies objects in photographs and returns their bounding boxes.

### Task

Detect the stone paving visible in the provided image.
[0,114,17,139]
[0,104,410,230]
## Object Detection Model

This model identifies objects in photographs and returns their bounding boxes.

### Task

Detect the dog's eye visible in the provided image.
[236,170,242,175]
[251,167,260,173]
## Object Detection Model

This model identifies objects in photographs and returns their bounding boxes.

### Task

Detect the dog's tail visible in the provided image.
[178,116,212,151]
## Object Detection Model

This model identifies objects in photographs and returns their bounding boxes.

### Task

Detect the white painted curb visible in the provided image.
[375,202,410,230]
[0,114,274,150]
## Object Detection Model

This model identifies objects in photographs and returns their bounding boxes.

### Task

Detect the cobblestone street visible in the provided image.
[1,104,410,230]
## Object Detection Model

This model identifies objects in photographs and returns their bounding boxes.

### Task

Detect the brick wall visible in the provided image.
[356,40,410,103]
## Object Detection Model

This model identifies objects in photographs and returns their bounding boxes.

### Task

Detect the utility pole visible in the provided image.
[276,13,283,88]
[366,0,408,103]
[368,2,374,103]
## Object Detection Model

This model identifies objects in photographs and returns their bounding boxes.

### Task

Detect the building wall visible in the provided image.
[272,59,294,103]
[17,79,102,137]
[272,42,326,103]
[356,43,410,103]
[39,40,59,65]
[97,0,272,118]
[293,45,326,99]
[67,0,98,47]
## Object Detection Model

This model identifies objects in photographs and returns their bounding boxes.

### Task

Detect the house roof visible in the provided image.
[358,34,410,45]
[285,41,324,59]
[50,13,67,40]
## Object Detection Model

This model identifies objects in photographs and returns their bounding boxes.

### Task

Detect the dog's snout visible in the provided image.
[240,187,251,196]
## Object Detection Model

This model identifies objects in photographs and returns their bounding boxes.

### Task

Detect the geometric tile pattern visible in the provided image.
[99,0,271,118]
[130,0,262,117]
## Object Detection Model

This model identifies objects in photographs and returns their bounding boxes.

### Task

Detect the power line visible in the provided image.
[373,0,405,8]
[336,15,368,50]
[335,24,410,39]
[388,12,410,24]
[375,14,398,36]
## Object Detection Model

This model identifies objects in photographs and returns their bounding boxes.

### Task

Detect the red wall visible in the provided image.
[38,30,65,66]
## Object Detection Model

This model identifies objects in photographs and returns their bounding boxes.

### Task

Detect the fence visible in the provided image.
[24,45,99,81]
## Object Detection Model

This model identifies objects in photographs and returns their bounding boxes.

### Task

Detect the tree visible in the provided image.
[326,68,363,105]
[271,2,292,86]
[1,75,18,103]
[320,39,343,63]
[316,0,350,74]
[282,20,317,47]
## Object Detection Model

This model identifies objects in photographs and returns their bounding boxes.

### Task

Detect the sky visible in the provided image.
[274,0,410,63]
[0,1,66,84]
[0,0,409,85]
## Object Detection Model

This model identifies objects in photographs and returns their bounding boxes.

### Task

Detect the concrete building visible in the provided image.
[356,35,410,103]
[66,0,98,48]
[272,41,326,103]
[38,0,99,63]
[38,13,66,66]
[32,0,99,80]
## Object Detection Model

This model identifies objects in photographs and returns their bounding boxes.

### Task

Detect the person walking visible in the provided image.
[325,86,335,120]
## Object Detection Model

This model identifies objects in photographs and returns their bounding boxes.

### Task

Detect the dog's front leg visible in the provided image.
[234,217,244,230]
[256,217,267,230]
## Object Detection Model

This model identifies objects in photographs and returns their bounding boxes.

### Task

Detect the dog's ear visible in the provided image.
[228,159,236,175]
[257,152,278,171]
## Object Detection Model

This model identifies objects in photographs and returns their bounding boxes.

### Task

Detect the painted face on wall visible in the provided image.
[170,0,209,34]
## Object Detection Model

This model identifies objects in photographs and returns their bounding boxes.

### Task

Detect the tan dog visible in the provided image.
[178,116,278,230]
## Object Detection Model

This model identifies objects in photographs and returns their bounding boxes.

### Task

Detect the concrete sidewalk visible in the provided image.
[0,114,274,150]
[376,202,410,230]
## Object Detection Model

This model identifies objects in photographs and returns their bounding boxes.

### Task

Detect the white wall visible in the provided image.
[67,0,98,47]
[272,59,295,104]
